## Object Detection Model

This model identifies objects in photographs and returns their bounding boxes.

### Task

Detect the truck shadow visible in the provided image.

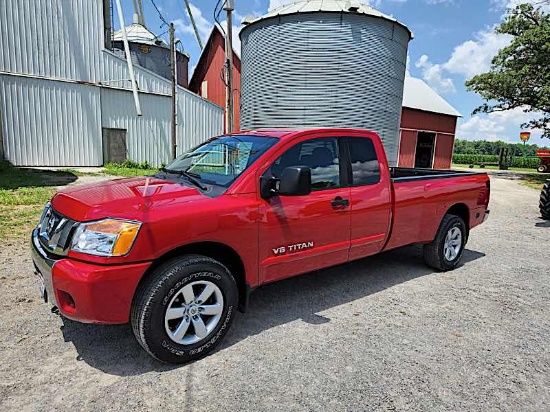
[59,245,485,376]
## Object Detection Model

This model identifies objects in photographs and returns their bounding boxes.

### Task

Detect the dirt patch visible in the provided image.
[0,177,548,411]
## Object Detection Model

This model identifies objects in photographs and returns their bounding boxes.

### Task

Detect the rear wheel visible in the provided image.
[540,181,550,220]
[423,214,467,271]
[538,165,548,173]
[131,255,238,363]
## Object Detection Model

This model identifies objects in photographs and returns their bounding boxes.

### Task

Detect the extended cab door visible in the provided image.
[346,136,392,260]
[258,136,351,283]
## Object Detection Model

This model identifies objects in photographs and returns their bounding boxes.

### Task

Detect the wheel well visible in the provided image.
[140,242,248,310]
[446,203,470,230]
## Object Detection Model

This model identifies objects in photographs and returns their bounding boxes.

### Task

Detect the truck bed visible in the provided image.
[390,167,479,182]
[384,167,490,252]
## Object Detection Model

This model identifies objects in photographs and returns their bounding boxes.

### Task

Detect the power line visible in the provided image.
[149,0,169,27]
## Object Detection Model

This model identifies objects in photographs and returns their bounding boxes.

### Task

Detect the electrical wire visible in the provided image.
[149,0,169,27]
[214,0,226,37]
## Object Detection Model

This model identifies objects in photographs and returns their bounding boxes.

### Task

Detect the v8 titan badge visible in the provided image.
[272,241,314,255]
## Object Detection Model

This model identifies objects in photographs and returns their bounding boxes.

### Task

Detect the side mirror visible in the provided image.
[279,166,311,196]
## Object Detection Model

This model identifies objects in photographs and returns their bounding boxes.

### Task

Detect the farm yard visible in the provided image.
[0,170,548,411]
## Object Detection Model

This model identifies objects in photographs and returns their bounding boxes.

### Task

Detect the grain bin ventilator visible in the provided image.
[239,0,412,166]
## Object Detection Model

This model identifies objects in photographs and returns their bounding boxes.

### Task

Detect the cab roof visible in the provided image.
[238,127,376,142]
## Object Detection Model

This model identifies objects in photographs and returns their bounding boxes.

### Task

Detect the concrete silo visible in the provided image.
[239,0,412,165]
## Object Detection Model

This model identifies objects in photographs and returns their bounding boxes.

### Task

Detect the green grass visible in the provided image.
[102,163,159,177]
[453,162,549,191]
[452,164,538,173]
[0,161,80,242]
[519,174,549,191]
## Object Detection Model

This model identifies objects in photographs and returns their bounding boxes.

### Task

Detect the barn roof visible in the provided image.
[403,77,462,117]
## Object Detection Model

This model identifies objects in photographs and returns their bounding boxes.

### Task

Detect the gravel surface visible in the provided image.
[1,177,548,411]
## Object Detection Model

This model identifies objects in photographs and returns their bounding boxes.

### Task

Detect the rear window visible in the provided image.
[348,137,380,186]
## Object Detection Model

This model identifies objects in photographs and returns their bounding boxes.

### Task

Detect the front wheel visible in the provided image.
[131,255,238,363]
[537,165,548,173]
[423,215,467,271]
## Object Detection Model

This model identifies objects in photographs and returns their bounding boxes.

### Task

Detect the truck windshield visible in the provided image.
[162,135,278,188]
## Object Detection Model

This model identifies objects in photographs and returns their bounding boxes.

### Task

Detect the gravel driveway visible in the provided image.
[1,177,548,411]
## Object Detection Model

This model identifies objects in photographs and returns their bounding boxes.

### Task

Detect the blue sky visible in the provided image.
[116,0,548,144]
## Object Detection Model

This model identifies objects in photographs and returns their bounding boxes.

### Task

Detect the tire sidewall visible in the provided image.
[138,258,238,363]
[440,217,467,270]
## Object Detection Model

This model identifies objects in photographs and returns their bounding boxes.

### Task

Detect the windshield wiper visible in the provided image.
[160,168,207,190]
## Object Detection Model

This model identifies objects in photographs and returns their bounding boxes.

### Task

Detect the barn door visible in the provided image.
[102,128,127,164]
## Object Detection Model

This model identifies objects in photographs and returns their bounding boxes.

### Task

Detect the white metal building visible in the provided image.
[0,0,223,166]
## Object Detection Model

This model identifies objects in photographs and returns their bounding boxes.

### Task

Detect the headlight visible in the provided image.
[71,219,141,257]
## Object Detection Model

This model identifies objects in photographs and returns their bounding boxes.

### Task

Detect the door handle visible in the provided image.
[331,197,350,208]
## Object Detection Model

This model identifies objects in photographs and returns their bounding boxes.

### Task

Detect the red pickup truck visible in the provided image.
[31,128,490,363]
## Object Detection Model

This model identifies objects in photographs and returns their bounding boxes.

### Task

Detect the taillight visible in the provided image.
[486,179,491,207]
[477,178,491,207]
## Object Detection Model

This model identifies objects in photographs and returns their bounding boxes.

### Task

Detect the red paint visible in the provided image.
[33,128,490,324]
[400,108,458,134]
[398,130,418,168]
[433,134,455,169]
[188,26,241,131]
[398,108,459,169]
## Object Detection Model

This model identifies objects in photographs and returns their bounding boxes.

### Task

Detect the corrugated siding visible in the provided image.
[0,74,102,166]
[101,87,223,166]
[101,51,172,95]
[240,12,410,165]
[0,0,224,166]
[177,88,224,153]
[0,0,103,82]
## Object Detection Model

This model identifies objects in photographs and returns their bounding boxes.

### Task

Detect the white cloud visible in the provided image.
[173,3,212,45]
[491,0,550,13]
[173,2,242,54]
[415,55,456,94]
[457,107,542,142]
[415,25,511,94]
[405,53,411,77]
[443,28,511,78]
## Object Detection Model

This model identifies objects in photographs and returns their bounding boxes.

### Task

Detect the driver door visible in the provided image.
[257,136,351,284]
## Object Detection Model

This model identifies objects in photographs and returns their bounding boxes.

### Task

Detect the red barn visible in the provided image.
[190,33,461,169]
[399,77,461,169]
[189,25,241,131]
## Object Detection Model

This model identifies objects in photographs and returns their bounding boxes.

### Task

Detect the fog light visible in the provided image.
[58,290,76,312]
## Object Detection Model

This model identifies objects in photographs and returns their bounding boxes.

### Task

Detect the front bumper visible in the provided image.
[31,229,152,324]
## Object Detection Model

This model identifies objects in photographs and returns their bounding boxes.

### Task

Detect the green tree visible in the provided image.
[466,3,550,138]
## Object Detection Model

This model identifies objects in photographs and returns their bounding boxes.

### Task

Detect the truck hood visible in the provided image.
[51,176,208,222]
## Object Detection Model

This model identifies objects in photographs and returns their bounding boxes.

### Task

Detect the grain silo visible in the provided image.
[240,0,412,165]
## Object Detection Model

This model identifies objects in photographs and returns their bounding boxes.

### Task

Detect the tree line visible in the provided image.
[453,139,548,157]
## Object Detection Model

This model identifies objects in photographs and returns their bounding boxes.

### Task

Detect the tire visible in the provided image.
[423,214,467,271]
[540,181,550,220]
[131,255,238,364]
[538,165,548,173]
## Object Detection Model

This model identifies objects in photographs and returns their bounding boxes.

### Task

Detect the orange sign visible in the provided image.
[520,132,531,143]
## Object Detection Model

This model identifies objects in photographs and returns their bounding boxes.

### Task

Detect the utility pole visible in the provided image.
[170,22,177,159]
[224,0,235,133]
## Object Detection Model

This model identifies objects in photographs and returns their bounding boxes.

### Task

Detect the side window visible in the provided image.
[348,137,380,186]
[268,137,340,191]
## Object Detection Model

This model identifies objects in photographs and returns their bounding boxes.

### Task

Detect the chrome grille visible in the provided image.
[38,205,76,255]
